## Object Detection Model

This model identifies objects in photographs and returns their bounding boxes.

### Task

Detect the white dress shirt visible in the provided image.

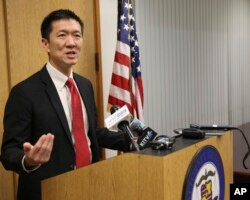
[46,62,91,148]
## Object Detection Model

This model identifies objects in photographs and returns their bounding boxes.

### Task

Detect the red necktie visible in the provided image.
[66,77,91,168]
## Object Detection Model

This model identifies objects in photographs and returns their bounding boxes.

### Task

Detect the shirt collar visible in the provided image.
[46,62,73,91]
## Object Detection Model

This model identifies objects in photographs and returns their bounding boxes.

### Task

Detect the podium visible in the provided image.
[42,132,233,200]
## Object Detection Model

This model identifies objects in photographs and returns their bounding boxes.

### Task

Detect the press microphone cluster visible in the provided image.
[130,117,157,149]
[105,105,159,151]
[130,117,175,151]
[105,105,140,151]
[130,117,175,150]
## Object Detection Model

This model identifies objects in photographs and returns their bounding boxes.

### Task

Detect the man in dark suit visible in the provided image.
[0,9,130,200]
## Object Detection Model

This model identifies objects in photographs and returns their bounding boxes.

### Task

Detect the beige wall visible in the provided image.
[0,0,101,199]
[0,0,15,199]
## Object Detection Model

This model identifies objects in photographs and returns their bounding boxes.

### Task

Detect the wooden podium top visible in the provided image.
[42,132,233,200]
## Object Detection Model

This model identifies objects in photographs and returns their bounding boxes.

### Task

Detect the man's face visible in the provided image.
[42,19,83,75]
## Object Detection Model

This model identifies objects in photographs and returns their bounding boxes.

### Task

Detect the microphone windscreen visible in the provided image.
[110,105,120,114]
[130,117,146,132]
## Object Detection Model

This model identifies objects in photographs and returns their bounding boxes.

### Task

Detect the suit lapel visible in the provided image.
[39,67,74,146]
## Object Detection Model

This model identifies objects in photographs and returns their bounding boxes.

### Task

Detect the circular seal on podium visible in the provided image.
[182,146,225,200]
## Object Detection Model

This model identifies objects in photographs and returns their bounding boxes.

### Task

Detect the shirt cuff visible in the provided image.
[22,155,41,173]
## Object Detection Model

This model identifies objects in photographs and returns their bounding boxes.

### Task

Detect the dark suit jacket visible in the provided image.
[0,66,129,200]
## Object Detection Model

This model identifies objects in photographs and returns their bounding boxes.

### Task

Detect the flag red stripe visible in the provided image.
[111,74,130,91]
[131,93,138,116]
[136,77,144,105]
[115,51,130,67]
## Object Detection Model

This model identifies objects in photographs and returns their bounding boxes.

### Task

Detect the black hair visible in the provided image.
[41,9,84,40]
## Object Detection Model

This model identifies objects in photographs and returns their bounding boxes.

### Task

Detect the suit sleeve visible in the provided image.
[1,85,33,174]
[96,127,131,152]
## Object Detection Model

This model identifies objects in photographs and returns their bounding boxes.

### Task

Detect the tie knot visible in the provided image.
[66,77,74,88]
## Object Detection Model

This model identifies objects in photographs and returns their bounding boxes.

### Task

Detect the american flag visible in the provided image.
[108,0,144,121]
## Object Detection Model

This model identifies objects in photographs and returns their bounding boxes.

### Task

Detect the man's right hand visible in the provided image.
[23,133,54,168]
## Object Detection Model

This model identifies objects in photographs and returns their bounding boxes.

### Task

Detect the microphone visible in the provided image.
[110,105,120,115]
[105,105,131,130]
[130,116,146,136]
[137,127,158,149]
[105,105,140,151]
[130,117,157,149]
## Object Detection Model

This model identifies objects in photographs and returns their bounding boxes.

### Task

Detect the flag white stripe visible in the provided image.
[109,84,131,104]
[131,78,144,120]
[112,62,130,79]
[116,41,130,57]
[135,82,144,120]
